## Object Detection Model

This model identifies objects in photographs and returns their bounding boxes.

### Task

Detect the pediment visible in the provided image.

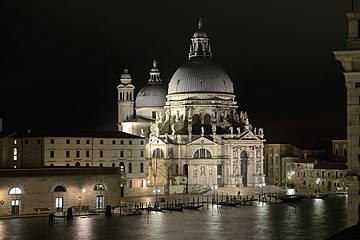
[148,137,167,145]
[188,136,216,146]
[238,131,260,141]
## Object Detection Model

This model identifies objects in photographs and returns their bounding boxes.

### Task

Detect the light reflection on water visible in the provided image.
[0,195,347,240]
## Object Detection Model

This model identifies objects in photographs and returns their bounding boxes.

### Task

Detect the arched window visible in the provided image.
[86,163,89,167]
[9,187,22,195]
[153,148,164,158]
[183,164,188,176]
[112,163,115,167]
[204,114,211,134]
[66,164,70,167]
[192,114,201,134]
[54,186,66,192]
[140,163,144,173]
[100,163,103,167]
[75,162,80,167]
[94,184,105,191]
[194,148,212,158]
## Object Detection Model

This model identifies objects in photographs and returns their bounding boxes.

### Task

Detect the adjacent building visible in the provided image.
[0,130,149,197]
[263,144,301,186]
[0,168,121,216]
[293,159,347,193]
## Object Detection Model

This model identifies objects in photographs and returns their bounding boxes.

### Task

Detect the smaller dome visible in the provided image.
[193,30,207,38]
[120,68,132,85]
[135,85,167,108]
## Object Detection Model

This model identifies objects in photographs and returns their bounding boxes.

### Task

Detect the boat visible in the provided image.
[113,206,143,215]
[212,200,240,207]
[162,206,184,212]
[278,195,307,202]
[310,194,329,199]
[147,207,164,212]
[182,204,203,210]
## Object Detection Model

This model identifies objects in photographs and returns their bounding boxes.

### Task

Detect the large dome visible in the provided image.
[168,59,234,95]
[135,84,167,108]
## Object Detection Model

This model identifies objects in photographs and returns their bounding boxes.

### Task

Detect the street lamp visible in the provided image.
[153,186,161,208]
[211,184,218,202]
[316,178,320,194]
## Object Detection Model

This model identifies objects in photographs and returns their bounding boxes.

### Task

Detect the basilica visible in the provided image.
[117,20,266,194]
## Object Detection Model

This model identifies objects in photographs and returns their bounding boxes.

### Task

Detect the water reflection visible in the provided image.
[0,195,348,240]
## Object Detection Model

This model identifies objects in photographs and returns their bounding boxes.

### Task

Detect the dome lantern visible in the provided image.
[188,18,212,59]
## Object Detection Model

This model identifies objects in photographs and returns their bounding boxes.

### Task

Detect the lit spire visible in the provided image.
[149,59,162,84]
[198,18,203,30]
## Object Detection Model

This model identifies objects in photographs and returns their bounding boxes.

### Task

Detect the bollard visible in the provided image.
[48,213,54,224]
[66,207,73,220]
[105,205,112,217]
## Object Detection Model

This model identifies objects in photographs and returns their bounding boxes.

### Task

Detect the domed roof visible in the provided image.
[168,59,234,94]
[120,68,132,85]
[135,60,167,108]
[135,84,167,107]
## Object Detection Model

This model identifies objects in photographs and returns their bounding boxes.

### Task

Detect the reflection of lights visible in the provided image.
[82,188,86,193]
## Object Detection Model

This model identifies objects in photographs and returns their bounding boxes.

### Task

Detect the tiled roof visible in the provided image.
[0,167,120,177]
[314,161,347,170]
[9,130,144,139]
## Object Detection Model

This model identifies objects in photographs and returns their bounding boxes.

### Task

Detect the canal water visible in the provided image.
[0,195,347,240]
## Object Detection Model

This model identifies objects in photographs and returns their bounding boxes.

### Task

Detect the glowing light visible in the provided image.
[82,188,86,193]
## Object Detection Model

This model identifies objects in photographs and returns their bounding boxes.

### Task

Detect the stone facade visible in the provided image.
[334,12,360,226]
[293,160,347,193]
[263,144,301,186]
[0,130,149,199]
[117,20,266,194]
[0,168,122,216]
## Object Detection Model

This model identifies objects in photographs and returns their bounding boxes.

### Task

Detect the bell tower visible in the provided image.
[117,67,135,131]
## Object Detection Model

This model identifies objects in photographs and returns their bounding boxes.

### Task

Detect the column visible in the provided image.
[253,146,257,175]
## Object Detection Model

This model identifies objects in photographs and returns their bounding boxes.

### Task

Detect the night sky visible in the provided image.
[0,1,353,149]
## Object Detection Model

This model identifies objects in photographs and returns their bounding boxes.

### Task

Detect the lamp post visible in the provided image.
[153,186,161,208]
[211,184,218,202]
[316,178,320,194]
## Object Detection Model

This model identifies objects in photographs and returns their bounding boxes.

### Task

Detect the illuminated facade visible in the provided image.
[0,130,150,197]
[293,159,347,193]
[263,144,301,186]
[334,12,360,226]
[0,168,121,216]
[117,20,266,194]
